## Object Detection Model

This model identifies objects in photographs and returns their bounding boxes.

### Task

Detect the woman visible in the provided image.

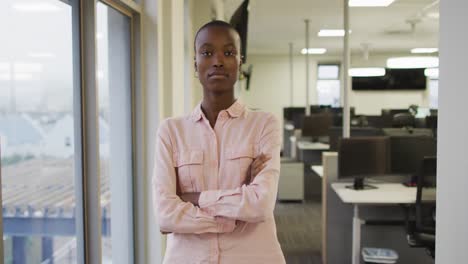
[153,20,285,264]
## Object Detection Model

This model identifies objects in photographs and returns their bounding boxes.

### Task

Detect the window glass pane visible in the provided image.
[317,80,340,107]
[96,2,134,263]
[318,65,339,79]
[0,0,79,263]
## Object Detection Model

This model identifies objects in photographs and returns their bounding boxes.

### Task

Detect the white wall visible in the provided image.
[191,0,214,108]
[240,53,431,122]
[238,54,316,122]
[436,0,468,262]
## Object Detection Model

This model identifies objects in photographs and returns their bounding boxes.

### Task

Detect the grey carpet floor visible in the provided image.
[274,201,323,264]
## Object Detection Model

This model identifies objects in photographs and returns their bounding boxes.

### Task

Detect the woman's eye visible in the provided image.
[201,51,212,56]
[225,51,235,56]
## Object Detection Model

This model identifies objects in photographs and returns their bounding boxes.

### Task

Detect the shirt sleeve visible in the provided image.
[198,114,281,223]
[152,119,237,234]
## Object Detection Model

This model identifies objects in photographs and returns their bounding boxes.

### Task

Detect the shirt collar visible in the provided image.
[190,99,246,122]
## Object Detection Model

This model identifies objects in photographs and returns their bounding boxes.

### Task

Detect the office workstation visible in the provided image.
[321,135,437,264]
[278,102,440,263]
[280,104,438,203]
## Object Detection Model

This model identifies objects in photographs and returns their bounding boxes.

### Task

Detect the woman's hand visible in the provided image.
[244,153,272,185]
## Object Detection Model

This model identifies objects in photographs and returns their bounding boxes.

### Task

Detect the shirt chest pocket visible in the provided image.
[174,150,204,193]
[225,144,255,186]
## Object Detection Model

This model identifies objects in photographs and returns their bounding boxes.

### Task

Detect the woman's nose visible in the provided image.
[212,53,224,67]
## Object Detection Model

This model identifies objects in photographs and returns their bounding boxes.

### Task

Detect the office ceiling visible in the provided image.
[224,0,440,56]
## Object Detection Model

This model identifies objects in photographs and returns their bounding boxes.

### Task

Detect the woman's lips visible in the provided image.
[208,73,228,79]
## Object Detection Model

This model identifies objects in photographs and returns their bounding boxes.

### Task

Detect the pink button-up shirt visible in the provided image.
[152,100,285,264]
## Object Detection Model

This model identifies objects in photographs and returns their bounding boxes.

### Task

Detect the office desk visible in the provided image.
[331,183,436,264]
[296,141,330,164]
[297,141,330,150]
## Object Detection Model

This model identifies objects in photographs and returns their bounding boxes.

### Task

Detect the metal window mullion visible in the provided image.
[79,0,103,263]
[130,14,146,264]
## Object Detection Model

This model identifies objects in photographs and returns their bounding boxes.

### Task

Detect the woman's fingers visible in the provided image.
[252,164,265,177]
[252,157,270,177]
[245,154,272,185]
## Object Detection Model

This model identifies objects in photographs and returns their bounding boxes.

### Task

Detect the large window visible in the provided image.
[0,0,80,263]
[1,0,139,263]
[96,2,134,263]
[316,64,341,106]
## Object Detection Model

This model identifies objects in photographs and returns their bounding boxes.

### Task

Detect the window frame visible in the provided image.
[316,63,342,106]
[0,0,144,262]
[78,0,143,263]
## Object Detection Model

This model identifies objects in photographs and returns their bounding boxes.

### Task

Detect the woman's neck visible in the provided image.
[201,92,236,128]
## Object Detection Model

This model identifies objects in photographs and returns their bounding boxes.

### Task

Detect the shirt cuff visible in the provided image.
[215,216,236,233]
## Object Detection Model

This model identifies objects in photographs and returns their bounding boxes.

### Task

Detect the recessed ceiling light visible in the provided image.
[301,48,327,55]
[424,68,439,78]
[411,48,438,54]
[318,29,351,37]
[12,2,61,12]
[387,57,439,69]
[349,67,386,77]
[349,0,395,7]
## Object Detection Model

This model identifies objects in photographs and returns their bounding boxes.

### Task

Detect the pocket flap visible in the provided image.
[174,150,204,167]
[226,145,255,159]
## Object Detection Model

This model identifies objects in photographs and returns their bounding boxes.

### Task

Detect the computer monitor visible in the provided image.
[390,136,437,177]
[329,126,383,151]
[301,113,333,141]
[364,115,385,128]
[338,136,391,190]
[318,107,356,126]
[283,107,306,129]
[283,107,305,121]
[383,128,433,137]
[310,105,324,114]
[326,106,356,116]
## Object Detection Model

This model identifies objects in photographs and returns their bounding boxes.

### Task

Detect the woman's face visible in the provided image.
[194,26,242,94]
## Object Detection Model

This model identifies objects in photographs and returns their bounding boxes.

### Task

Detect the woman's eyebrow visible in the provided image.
[198,43,213,49]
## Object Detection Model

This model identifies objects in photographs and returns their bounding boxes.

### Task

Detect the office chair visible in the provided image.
[406,156,436,258]
[392,113,415,128]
